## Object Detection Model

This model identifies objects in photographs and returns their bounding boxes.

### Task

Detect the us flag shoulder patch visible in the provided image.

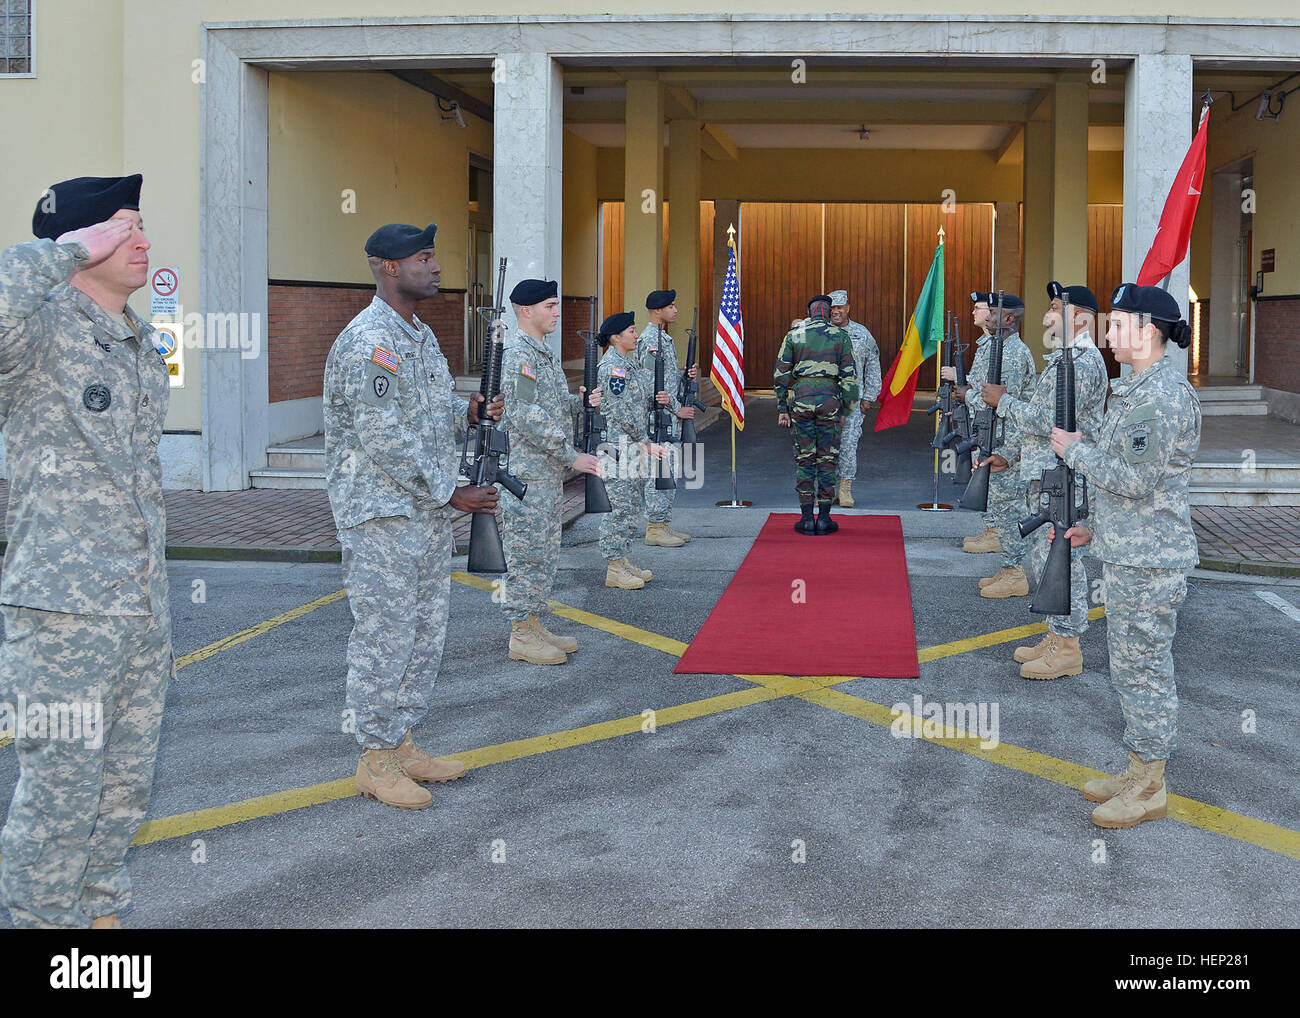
[371,347,400,373]
[611,367,627,378]
[520,363,537,380]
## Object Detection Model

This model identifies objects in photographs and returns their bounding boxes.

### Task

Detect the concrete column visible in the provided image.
[1123,53,1194,375]
[1022,119,1053,362]
[623,75,665,314]
[493,53,564,352]
[1209,170,1244,377]
[667,118,702,362]
[993,201,1020,295]
[1050,78,1089,296]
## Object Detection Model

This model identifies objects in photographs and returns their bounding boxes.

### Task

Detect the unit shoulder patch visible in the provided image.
[608,366,627,396]
[516,363,538,403]
[1120,401,1160,464]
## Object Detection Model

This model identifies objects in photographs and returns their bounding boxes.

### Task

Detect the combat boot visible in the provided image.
[1019,634,1082,680]
[794,505,816,534]
[396,730,466,783]
[814,504,838,535]
[980,565,1029,598]
[622,557,653,582]
[605,558,645,589]
[645,522,686,547]
[1083,751,1145,803]
[90,914,122,929]
[962,526,1002,554]
[509,616,567,665]
[1012,630,1054,662]
[536,616,578,653]
[980,567,1010,589]
[837,478,855,508]
[356,748,432,810]
[663,524,692,543]
[1091,758,1168,828]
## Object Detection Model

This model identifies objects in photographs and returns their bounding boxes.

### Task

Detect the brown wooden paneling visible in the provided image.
[824,203,905,388]
[601,200,625,317]
[1088,203,1123,377]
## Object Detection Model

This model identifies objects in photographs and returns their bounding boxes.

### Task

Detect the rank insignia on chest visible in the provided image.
[609,366,627,396]
[371,347,400,373]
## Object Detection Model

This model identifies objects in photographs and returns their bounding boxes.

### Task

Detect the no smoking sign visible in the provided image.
[150,266,179,315]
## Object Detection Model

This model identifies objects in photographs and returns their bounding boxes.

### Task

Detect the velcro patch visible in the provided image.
[372,347,400,373]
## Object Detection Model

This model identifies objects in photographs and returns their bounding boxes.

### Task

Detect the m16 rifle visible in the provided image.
[1018,296,1090,615]
[573,295,611,513]
[461,257,526,573]
[957,290,1007,512]
[648,342,676,491]
[676,306,707,445]
[930,312,972,484]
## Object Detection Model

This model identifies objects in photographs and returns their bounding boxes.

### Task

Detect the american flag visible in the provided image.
[711,237,745,430]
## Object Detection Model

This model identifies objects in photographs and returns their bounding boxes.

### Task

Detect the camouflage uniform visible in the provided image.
[965,331,1036,568]
[773,319,858,507]
[836,319,882,482]
[0,239,172,929]
[1062,357,1201,762]
[498,328,581,621]
[637,323,681,524]
[597,346,652,560]
[998,333,1108,636]
[323,296,467,751]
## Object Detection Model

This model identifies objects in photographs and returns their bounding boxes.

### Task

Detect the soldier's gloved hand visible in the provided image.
[1050,523,1092,548]
[581,385,602,409]
[778,412,791,428]
[57,218,135,267]
[450,484,499,514]
[571,452,602,476]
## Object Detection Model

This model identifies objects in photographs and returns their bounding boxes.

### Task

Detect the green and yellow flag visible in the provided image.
[874,236,944,431]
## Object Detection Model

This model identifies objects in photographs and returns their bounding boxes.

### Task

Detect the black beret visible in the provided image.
[646,289,676,310]
[509,278,558,306]
[599,311,635,341]
[808,294,832,309]
[364,222,437,260]
[1111,283,1182,323]
[1047,281,1100,314]
[970,291,1024,310]
[33,174,142,240]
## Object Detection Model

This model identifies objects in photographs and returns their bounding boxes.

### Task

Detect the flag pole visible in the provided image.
[919,226,952,512]
[716,222,751,508]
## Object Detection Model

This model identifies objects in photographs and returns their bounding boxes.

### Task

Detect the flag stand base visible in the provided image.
[716,500,753,508]
[917,502,953,512]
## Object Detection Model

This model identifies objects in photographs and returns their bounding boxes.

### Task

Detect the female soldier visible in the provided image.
[1049,284,1201,829]
[596,312,670,590]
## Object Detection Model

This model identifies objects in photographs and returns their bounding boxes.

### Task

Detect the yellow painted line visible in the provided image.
[919,606,1106,663]
[798,687,1300,861]
[133,680,819,846]
[174,589,348,672]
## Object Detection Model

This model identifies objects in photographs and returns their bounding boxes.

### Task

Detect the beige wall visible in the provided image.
[267,70,491,288]
[562,130,600,297]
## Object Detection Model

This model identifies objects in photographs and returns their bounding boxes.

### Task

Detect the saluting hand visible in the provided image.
[1050,427,1082,459]
[57,219,134,268]
[450,484,499,514]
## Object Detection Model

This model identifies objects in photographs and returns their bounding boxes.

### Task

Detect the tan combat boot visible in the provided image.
[509,616,567,665]
[536,616,578,653]
[979,567,1009,590]
[356,748,433,810]
[664,524,692,543]
[838,478,855,508]
[622,557,653,582]
[962,526,1002,554]
[980,565,1029,599]
[605,557,645,589]
[1091,758,1168,828]
[1013,631,1055,662]
[90,914,123,929]
[1019,634,1082,680]
[644,522,686,548]
[1083,751,1145,803]
[396,730,466,783]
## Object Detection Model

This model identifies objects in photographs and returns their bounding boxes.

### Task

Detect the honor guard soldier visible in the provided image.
[774,295,859,535]
[497,278,602,665]
[1050,284,1201,829]
[0,175,171,928]
[324,222,500,811]
[598,312,671,588]
[981,282,1109,679]
[949,292,1037,596]
[637,289,697,547]
[827,289,882,507]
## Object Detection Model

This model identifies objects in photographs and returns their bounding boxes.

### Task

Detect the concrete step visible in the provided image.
[267,449,325,469]
[1195,385,1263,401]
[1200,401,1270,416]
[1189,485,1300,507]
[1192,462,1300,485]
[249,467,327,490]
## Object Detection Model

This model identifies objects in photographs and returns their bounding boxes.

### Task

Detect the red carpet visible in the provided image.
[674,513,919,678]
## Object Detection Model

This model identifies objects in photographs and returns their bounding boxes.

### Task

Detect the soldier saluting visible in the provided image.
[0,175,171,928]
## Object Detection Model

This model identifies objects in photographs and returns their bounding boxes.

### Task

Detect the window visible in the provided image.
[2,0,31,76]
